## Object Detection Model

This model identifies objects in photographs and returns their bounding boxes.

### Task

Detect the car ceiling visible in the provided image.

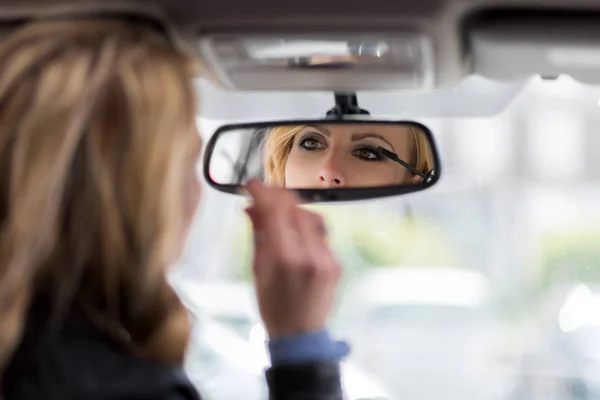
[0,0,599,91]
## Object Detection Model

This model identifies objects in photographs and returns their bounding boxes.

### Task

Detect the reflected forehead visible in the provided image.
[305,124,415,135]
[303,124,413,148]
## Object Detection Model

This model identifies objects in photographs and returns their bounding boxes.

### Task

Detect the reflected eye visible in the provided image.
[299,136,326,151]
[353,146,384,161]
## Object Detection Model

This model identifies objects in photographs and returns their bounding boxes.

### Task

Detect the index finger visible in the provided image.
[245,178,268,202]
[245,178,302,209]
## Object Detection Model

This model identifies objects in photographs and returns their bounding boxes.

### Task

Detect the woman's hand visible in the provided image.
[244,179,341,339]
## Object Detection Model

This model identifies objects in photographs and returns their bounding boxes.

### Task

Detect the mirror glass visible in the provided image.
[204,121,440,202]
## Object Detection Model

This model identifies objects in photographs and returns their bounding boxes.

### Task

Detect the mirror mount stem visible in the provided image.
[325,92,370,119]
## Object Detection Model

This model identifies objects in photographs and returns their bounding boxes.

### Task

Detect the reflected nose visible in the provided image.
[318,169,345,187]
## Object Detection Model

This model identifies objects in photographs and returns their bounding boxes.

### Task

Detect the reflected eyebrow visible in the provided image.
[351,133,394,151]
[306,124,331,136]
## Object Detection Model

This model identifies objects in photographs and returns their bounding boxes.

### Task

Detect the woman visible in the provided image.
[0,18,346,399]
[263,123,434,188]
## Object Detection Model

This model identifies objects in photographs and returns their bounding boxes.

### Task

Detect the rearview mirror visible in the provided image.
[203,120,441,202]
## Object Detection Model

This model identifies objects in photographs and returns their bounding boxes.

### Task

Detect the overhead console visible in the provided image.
[197,33,436,91]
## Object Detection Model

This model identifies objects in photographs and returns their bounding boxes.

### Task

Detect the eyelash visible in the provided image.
[298,136,326,151]
[352,146,384,162]
[298,135,385,162]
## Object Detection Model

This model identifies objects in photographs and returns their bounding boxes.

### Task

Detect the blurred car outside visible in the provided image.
[333,267,519,400]
[171,276,394,400]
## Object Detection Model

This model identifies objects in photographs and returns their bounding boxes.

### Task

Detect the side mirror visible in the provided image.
[203,119,441,202]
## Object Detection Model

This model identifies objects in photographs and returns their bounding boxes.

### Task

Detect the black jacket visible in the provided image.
[1,300,344,400]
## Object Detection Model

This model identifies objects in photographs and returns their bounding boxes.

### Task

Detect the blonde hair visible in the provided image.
[263,125,307,186]
[0,18,199,373]
[263,124,434,186]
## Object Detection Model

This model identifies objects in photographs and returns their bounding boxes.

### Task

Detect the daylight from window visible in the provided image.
[172,75,600,400]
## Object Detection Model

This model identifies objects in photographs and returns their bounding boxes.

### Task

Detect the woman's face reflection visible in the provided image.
[284,124,422,189]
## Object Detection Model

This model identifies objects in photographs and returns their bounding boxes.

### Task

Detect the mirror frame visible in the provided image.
[203,119,442,202]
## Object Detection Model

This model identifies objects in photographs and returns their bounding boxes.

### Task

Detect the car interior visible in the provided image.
[3,0,600,399]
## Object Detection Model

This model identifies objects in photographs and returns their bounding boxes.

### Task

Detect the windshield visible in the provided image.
[172,75,600,400]
[365,304,486,326]
[572,327,600,357]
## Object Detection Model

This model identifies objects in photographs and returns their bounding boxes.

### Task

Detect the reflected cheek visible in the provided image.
[284,155,319,188]
[352,163,405,187]
[386,165,407,185]
[396,168,409,184]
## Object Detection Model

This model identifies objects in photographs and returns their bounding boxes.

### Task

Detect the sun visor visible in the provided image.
[468,11,600,84]
[198,33,435,91]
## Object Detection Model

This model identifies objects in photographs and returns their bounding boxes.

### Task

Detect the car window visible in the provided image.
[365,304,486,326]
[174,75,600,400]
[211,316,255,339]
